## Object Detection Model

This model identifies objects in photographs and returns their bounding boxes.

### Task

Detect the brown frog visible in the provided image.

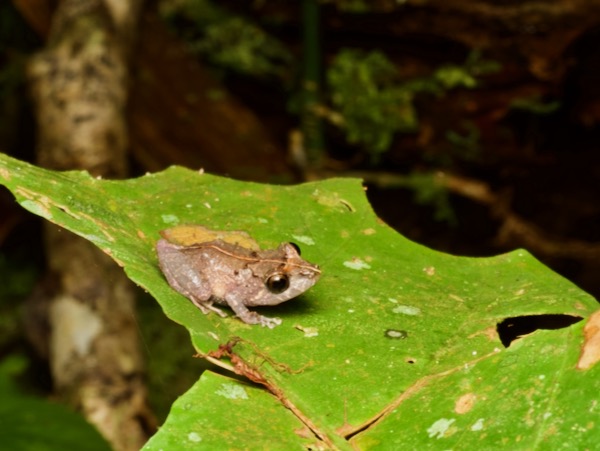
[156,225,321,328]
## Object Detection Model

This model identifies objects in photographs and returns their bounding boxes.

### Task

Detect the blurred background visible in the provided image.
[1,0,599,448]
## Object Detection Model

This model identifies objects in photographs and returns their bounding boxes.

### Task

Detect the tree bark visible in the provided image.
[25,1,154,449]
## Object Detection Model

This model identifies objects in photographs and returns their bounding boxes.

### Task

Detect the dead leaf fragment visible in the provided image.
[577,310,600,370]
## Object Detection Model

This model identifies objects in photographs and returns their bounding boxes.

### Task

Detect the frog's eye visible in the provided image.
[289,242,301,255]
[266,273,290,294]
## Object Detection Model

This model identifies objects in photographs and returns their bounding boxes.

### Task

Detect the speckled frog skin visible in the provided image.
[156,226,321,328]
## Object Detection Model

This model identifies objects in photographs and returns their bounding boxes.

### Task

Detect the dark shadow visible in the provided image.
[496,314,583,348]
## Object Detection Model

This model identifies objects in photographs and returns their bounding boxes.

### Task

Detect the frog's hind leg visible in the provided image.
[225,294,282,328]
[190,296,228,318]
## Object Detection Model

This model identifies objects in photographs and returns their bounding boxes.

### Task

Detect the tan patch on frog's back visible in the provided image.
[160,225,260,250]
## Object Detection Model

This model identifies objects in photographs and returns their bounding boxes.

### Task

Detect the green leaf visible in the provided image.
[353,320,600,448]
[143,371,314,449]
[0,153,598,449]
[0,356,111,451]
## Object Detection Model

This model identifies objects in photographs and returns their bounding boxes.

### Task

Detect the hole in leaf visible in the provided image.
[497,314,583,347]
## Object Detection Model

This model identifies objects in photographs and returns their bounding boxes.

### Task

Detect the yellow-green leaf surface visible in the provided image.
[144,371,315,450]
[1,153,598,449]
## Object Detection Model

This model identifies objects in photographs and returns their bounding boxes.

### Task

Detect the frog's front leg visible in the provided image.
[224,294,282,328]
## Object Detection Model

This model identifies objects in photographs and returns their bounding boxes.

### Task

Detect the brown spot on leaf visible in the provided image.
[294,426,312,439]
[455,393,476,414]
[577,310,600,370]
[468,326,498,341]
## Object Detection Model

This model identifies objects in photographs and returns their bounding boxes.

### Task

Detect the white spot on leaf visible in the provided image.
[392,305,421,316]
[343,258,371,270]
[215,383,249,400]
[470,418,484,431]
[188,432,202,443]
[79,233,108,245]
[295,325,319,337]
[161,214,178,224]
[427,418,455,439]
[20,200,53,219]
[385,329,408,339]
[292,235,315,246]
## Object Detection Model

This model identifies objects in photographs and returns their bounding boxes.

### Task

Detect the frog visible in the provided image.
[155,225,321,328]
